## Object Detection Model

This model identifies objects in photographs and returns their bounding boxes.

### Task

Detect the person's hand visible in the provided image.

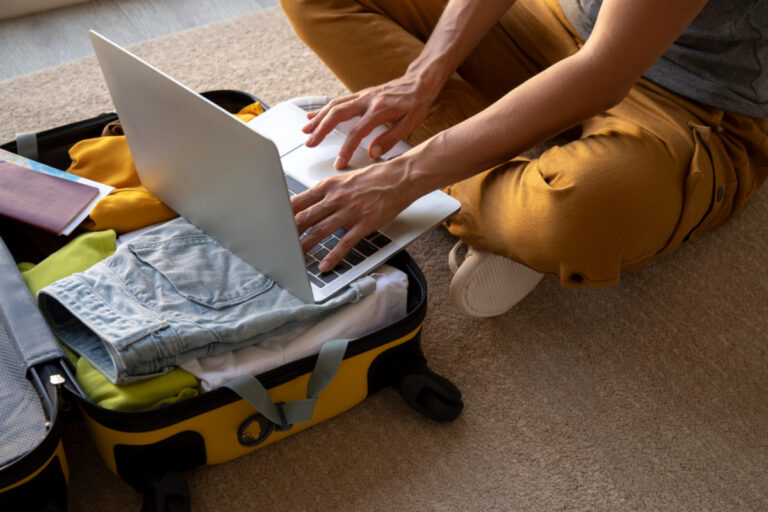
[291,160,416,272]
[302,73,438,169]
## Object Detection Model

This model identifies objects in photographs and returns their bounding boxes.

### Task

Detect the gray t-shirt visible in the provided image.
[559,0,768,118]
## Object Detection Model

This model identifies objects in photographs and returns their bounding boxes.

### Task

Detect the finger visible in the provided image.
[301,95,356,138]
[290,186,325,215]
[301,111,319,131]
[306,101,366,148]
[299,211,349,254]
[317,225,370,272]
[294,197,337,237]
[334,111,393,169]
[368,115,419,160]
[300,225,332,253]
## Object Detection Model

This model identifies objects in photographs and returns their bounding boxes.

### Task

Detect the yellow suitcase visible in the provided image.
[0,91,463,511]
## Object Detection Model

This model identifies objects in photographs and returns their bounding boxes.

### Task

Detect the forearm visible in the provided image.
[400,0,707,197]
[406,0,517,97]
[397,50,625,198]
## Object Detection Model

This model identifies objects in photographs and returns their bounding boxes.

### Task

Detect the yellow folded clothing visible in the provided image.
[236,102,265,122]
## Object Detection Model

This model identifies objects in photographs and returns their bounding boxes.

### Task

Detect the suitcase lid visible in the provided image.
[0,236,63,469]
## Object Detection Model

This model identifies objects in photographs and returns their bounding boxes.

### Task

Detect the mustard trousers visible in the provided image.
[281,0,768,288]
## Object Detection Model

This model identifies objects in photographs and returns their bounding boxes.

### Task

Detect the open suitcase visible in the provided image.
[0,91,464,511]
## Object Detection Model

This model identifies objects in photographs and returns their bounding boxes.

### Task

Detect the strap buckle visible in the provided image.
[236,402,293,448]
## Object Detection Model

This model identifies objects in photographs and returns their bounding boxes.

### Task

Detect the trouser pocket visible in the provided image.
[658,122,734,257]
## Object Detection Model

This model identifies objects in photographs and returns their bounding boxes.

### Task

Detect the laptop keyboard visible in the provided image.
[285,175,391,288]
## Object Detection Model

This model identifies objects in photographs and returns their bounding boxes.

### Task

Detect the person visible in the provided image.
[279,0,768,317]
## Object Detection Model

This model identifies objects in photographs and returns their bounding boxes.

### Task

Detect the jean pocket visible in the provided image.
[129,235,273,309]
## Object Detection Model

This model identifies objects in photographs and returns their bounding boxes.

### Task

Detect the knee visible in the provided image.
[279,0,315,33]
[525,191,624,288]
[517,161,682,288]
[280,0,357,49]
[447,140,687,288]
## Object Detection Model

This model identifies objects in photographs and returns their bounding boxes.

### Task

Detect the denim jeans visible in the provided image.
[38,218,375,384]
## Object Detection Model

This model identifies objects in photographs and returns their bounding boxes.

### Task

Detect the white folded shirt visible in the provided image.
[181,264,409,391]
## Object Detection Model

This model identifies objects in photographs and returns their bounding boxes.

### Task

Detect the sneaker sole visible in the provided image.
[449,249,543,318]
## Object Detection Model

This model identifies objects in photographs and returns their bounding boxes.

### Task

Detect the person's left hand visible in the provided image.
[291,161,415,272]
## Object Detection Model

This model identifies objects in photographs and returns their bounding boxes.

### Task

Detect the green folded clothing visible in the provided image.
[76,356,200,411]
[20,228,117,295]
[19,229,201,411]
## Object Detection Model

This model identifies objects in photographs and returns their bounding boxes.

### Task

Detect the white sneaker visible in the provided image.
[448,241,543,318]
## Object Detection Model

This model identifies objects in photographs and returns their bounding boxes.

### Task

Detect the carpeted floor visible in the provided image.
[2,6,767,511]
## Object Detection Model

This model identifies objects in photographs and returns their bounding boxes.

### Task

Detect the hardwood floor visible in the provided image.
[0,0,278,81]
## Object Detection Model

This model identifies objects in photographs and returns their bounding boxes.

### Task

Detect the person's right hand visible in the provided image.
[302,73,438,169]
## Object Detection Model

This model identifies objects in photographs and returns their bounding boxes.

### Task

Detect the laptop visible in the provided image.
[89,31,460,303]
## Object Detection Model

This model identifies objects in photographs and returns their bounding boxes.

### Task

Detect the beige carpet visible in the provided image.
[2,7,767,511]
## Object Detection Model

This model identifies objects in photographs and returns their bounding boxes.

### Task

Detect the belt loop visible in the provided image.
[713,110,725,134]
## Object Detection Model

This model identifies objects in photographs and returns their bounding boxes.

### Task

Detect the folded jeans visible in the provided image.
[38,218,375,384]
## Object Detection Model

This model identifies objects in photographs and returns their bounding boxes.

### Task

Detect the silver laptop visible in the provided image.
[89,31,460,303]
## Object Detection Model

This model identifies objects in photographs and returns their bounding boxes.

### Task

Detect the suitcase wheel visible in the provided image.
[397,359,463,422]
[141,470,190,512]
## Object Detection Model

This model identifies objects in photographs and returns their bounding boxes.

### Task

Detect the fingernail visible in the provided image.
[319,260,331,272]
[370,145,381,159]
[305,135,315,146]
[334,156,345,169]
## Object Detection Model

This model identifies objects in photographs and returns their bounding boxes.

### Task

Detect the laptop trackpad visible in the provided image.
[281,131,371,187]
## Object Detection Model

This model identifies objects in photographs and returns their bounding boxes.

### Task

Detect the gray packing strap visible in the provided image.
[0,237,65,373]
[222,338,349,426]
[15,132,39,161]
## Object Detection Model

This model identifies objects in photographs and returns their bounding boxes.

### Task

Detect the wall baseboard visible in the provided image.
[0,0,91,21]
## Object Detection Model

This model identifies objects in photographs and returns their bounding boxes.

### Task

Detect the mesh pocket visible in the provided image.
[0,324,47,468]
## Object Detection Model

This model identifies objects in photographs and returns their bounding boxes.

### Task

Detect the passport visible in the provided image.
[0,160,99,234]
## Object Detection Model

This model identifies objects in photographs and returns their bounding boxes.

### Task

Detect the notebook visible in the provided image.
[89,31,460,303]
